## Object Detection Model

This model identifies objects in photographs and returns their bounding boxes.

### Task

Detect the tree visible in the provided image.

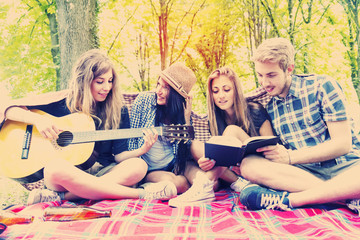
[186,0,247,100]
[337,0,360,99]
[135,33,151,91]
[32,0,60,89]
[149,0,205,70]
[0,0,58,98]
[234,0,270,87]
[56,0,99,89]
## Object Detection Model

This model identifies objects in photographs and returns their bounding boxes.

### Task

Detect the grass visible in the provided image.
[0,175,28,209]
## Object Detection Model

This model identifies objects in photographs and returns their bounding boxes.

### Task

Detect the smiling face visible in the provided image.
[155,77,170,105]
[254,61,293,98]
[90,69,113,102]
[211,75,235,115]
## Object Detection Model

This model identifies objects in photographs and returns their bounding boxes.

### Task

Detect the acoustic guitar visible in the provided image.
[0,109,194,183]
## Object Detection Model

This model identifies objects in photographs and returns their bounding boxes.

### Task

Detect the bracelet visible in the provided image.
[287,150,291,165]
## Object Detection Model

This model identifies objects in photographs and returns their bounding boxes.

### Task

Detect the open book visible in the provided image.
[204,136,280,167]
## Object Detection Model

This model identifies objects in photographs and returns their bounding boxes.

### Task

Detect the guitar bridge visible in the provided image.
[21,125,33,159]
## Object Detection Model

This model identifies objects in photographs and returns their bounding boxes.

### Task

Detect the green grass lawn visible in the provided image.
[0,175,28,209]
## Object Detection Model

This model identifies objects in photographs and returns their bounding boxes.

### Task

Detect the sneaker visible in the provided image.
[230,176,250,193]
[168,172,215,207]
[140,181,177,200]
[27,189,62,205]
[239,184,291,211]
[346,199,360,216]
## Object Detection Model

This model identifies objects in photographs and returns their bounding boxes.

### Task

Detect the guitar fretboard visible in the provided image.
[72,127,164,144]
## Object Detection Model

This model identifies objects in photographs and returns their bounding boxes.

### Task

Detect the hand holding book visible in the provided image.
[204,136,280,167]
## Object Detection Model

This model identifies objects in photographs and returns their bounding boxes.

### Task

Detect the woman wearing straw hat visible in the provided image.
[129,62,197,196]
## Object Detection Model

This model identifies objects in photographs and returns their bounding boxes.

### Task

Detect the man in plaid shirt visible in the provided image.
[238,37,360,214]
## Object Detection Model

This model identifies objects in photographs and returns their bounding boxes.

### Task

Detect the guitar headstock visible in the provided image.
[162,125,195,143]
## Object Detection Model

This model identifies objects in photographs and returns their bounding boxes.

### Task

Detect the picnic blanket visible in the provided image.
[1,189,360,239]
[2,89,360,239]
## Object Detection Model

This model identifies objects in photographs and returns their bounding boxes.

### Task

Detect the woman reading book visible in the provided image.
[3,49,176,204]
[169,66,275,207]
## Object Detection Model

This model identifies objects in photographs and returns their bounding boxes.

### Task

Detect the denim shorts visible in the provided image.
[147,160,175,173]
[294,158,360,181]
[86,162,117,177]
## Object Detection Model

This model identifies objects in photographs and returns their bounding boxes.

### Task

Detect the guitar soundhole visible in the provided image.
[57,131,74,147]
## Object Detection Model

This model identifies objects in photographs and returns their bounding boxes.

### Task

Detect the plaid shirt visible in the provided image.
[128,92,178,161]
[266,74,360,165]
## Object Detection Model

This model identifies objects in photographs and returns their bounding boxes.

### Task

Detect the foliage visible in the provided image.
[0,176,28,208]
[0,0,57,99]
[0,0,359,109]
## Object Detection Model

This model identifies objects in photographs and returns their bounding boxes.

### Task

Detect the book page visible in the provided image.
[243,135,278,145]
[207,135,243,147]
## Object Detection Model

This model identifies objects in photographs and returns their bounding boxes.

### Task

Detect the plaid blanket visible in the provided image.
[2,190,360,239]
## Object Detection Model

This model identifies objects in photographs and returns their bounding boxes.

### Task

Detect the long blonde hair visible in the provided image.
[207,67,253,136]
[66,49,124,130]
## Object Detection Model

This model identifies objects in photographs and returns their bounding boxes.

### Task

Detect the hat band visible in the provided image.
[160,73,188,97]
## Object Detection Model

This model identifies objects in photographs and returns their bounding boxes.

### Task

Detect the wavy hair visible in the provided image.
[207,67,256,136]
[66,49,124,130]
[251,37,295,72]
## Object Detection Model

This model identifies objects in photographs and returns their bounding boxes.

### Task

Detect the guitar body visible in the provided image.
[0,110,96,183]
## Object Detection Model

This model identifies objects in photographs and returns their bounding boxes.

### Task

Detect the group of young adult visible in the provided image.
[2,37,360,215]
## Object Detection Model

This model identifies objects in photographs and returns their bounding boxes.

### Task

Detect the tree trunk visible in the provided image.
[159,0,169,70]
[45,9,61,90]
[56,0,99,89]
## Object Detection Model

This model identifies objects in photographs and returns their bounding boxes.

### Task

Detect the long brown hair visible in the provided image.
[207,67,255,136]
[66,49,124,130]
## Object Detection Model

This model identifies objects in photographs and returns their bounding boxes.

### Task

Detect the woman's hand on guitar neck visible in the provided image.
[139,128,158,155]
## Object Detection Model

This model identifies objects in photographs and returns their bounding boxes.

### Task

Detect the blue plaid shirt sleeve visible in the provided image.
[318,76,347,122]
[128,92,157,151]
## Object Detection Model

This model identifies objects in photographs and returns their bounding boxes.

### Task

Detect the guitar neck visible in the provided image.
[71,126,163,144]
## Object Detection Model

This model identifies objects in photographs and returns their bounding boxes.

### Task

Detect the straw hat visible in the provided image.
[159,62,197,98]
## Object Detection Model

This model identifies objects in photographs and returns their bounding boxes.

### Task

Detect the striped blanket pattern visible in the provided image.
[2,190,360,239]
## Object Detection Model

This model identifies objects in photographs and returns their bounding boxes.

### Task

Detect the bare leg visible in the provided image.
[100,158,147,186]
[222,125,250,142]
[145,170,190,194]
[44,157,148,200]
[184,161,220,190]
[289,163,360,207]
[185,139,237,184]
[240,155,324,192]
[190,140,204,161]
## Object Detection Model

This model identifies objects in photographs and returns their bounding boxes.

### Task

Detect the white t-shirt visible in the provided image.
[142,138,174,171]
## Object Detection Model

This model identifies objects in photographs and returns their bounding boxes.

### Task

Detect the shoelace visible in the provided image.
[146,187,167,200]
[42,192,60,202]
[260,192,290,210]
[174,181,213,201]
[347,200,360,216]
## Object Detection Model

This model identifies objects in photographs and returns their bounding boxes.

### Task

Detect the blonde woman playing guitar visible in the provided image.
[2,49,177,205]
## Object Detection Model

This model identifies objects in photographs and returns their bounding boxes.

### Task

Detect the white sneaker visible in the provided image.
[230,176,250,193]
[140,181,177,200]
[168,172,215,207]
[347,199,360,216]
[27,189,62,205]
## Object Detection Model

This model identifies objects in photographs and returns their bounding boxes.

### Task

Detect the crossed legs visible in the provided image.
[240,155,360,207]
[44,157,148,201]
